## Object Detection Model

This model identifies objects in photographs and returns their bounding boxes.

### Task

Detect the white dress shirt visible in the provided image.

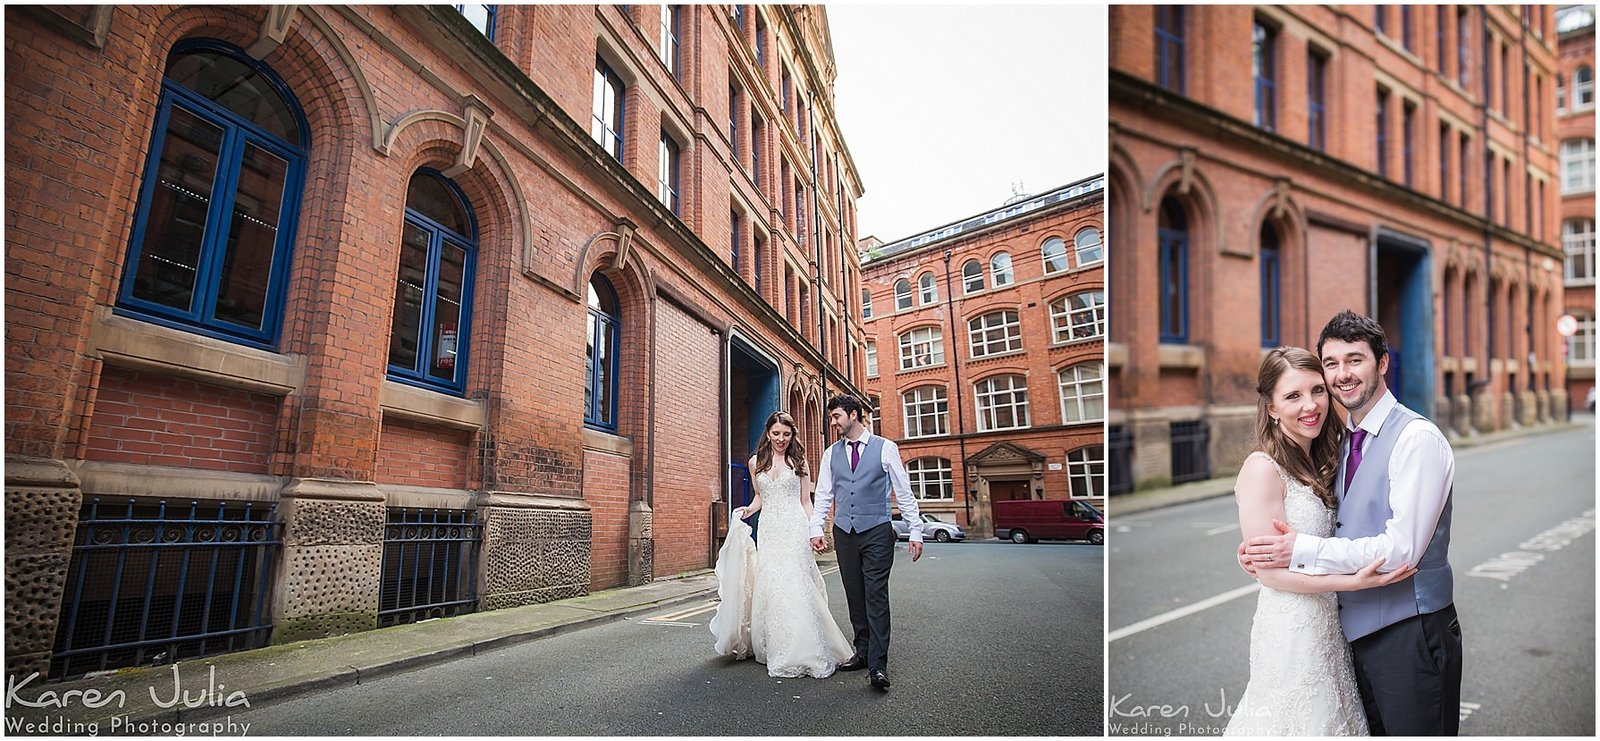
[808,429,923,543]
[1289,390,1455,575]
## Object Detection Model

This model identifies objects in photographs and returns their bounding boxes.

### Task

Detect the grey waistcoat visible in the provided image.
[830,435,893,533]
[1335,401,1454,642]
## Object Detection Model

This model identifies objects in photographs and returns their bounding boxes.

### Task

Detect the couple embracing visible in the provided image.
[1226,310,1464,735]
[710,394,923,691]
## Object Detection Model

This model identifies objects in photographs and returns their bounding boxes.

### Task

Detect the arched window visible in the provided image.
[918,272,938,305]
[901,386,949,438]
[1067,446,1105,498]
[1576,64,1595,110]
[1566,218,1596,283]
[1075,227,1103,266]
[1058,363,1105,424]
[962,259,985,294]
[1260,222,1282,347]
[117,41,307,348]
[968,310,1023,357]
[990,252,1014,286]
[975,375,1030,431]
[907,457,954,500]
[586,274,621,430]
[898,326,944,370]
[894,278,913,311]
[1158,197,1189,343]
[388,171,478,394]
[1041,237,1069,274]
[861,287,874,318]
[1050,291,1105,343]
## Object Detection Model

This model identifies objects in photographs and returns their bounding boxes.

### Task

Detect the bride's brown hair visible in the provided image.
[753,411,809,478]
[1254,347,1346,509]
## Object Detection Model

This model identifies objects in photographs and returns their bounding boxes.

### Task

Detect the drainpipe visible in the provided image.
[942,249,973,529]
[806,92,830,452]
[1517,16,1539,404]
[1469,5,1496,411]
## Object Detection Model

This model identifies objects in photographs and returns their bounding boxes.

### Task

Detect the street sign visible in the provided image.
[1557,314,1578,337]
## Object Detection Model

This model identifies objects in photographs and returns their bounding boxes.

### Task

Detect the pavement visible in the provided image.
[6,552,836,732]
[1105,415,1589,517]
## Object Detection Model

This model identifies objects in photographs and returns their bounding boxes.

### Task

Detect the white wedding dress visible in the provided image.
[710,462,853,678]
[1225,452,1369,736]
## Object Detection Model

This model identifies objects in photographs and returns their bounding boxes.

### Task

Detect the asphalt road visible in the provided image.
[1108,419,1596,736]
[232,539,1103,735]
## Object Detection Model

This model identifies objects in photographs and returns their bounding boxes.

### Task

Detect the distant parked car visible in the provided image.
[1587,387,1595,412]
[892,513,965,542]
[993,499,1104,545]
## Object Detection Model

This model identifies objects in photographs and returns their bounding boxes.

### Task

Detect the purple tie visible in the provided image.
[849,441,861,471]
[1343,429,1368,492]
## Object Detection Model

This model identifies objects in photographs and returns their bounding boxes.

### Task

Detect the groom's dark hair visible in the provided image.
[825,394,864,420]
[1317,310,1388,362]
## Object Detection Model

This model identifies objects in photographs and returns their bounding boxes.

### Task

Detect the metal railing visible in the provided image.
[1170,420,1212,485]
[378,508,481,627]
[51,498,282,679]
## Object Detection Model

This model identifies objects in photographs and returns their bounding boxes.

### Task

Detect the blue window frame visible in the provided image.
[454,4,497,40]
[753,235,764,295]
[388,171,477,395]
[731,210,742,275]
[1376,88,1389,178]
[117,40,307,350]
[592,57,625,160]
[1155,6,1185,93]
[1259,224,1281,348]
[1253,21,1276,132]
[729,84,740,157]
[751,113,763,181]
[1375,6,1387,35]
[732,4,744,32]
[1400,6,1412,50]
[586,275,621,431]
[1403,101,1416,187]
[1158,198,1189,344]
[660,5,681,79]
[658,131,681,215]
[755,15,766,66]
[1308,49,1327,151]
[1458,8,1470,89]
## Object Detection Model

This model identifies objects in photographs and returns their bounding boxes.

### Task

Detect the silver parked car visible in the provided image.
[892,513,965,542]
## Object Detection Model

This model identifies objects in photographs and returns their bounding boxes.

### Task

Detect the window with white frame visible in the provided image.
[659,5,681,78]
[1051,291,1106,343]
[1067,445,1105,498]
[894,278,913,311]
[962,259,985,294]
[865,340,878,377]
[861,287,874,318]
[658,132,680,214]
[898,327,945,370]
[901,386,949,438]
[1041,237,1069,274]
[918,272,938,305]
[1568,311,1595,365]
[907,457,954,500]
[1058,362,1105,424]
[990,252,1014,286]
[975,375,1030,431]
[968,310,1023,357]
[592,57,624,159]
[1566,219,1596,283]
[1075,227,1103,265]
[1577,64,1595,111]
[1562,138,1595,193]
[455,4,496,38]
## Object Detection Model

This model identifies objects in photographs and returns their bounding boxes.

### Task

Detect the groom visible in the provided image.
[1245,310,1463,735]
[809,394,923,691]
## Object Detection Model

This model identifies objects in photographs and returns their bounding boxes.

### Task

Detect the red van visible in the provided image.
[992,499,1104,545]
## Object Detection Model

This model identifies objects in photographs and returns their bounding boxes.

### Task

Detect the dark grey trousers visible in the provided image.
[833,522,897,671]
[1350,604,1463,736]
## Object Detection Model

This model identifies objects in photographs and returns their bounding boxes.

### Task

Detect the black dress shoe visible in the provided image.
[869,669,890,690]
[838,654,868,672]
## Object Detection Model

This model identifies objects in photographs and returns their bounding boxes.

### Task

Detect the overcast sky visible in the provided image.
[828,5,1108,245]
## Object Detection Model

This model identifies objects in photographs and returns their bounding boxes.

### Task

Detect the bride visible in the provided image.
[710,411,853,678]
[1225,348,1415,736]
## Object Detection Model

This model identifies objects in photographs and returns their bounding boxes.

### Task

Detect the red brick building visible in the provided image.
[1558,4,1596,410]
[858,177,1105,538]
[4,4,867,679]
[1109,5,1567,492]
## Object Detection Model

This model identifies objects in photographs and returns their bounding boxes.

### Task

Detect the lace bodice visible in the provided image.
[753,463,808,534]
[1264,452,1336,540]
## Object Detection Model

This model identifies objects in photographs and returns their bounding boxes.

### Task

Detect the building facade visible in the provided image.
[858,177,1106,538]
[1558,4,1596,410]
[1109,5,1567,493]
[4,4,867,680]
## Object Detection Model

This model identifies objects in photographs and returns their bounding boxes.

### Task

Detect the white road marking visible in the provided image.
[1203,523,1240,536]
[1108,583,1262,642]
[1459,700,1481,722]
[647,601,719,623]
[1465,509,1595,583]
